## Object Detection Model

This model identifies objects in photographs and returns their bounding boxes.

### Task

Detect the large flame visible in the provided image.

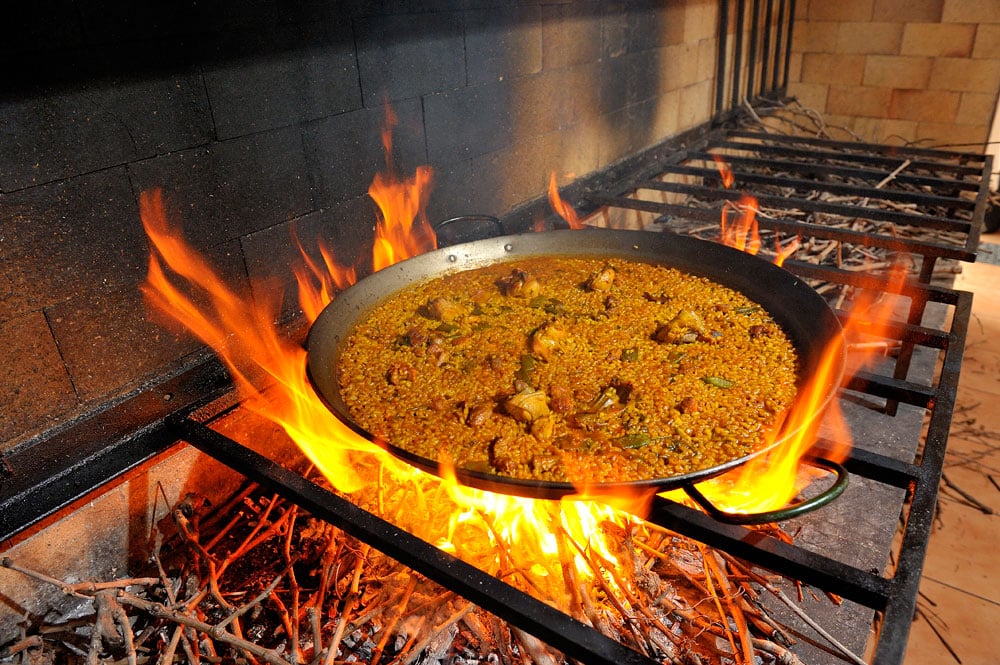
[657,156,905,514]
[544,155,900,517]
[547,172,585,229]
[140,129,629,597]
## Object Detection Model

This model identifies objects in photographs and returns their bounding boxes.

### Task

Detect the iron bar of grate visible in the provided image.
[731,0,746,106]
[843,371,936,409]
[727,130,990,163]
[581,195,976,262]
[871,288,972,665]
[638,179,974,233]
[774,0,789,91]
[175,418,661,665]
[597,178,971,235]
[661,163,978,211]
[645,497,893,609]
[685,150,984,192]
[707,139,985,177]
[759,0,773,97]
[746,0,760,97]
[0,357,230,543]
[715,0,729,118]
[837,446,920,490]
[781,261,965,302]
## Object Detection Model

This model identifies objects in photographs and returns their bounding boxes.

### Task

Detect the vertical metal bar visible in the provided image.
[760,0,774,96]
[872,290,972,665]
[782,0,797,90]
[731,0,747,106]
[716,0,731,117]
[771,0,787,92]
[747,0,761,98]
[885,259,935,416]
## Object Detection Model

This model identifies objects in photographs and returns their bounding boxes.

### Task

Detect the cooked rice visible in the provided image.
[337,257,798,484]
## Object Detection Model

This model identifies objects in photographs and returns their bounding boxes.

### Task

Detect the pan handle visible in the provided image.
[433,215,505,247]
[680,457,849,525]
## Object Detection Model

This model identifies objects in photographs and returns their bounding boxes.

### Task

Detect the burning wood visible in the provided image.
[1,473,857,665]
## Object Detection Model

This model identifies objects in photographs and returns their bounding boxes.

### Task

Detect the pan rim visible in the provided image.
[306,228,845,500]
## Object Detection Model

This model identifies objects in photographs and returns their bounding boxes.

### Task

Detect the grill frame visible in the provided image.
[0,125,989,665]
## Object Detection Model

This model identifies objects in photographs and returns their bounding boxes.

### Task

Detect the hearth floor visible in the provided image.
[903,230,1000,665]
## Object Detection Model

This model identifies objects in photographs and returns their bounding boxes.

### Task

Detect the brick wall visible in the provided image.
[787,0,1000,154]
[0,0,722,451]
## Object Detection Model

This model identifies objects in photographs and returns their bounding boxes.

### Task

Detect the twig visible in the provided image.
[702,549,754,665]
[323,544,369,665]
[751,576,867,665]
[401,602,475,665]
[915,605,963,664]
[158,625,184,665]
[941,473,994,514]
[371,576,418,665]
[0,635,43,659]
[117,591,294,665]
[752,637,806,665]
[213,570,286,637]
[1,557,90,599]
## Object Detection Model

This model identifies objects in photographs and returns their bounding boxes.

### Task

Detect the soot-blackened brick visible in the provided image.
[0,311,77,448]
[465,6,543,85]
[1,1,85,56]
[204,22,362,140]
[540,2,604,71]
[0,168,146,319]
[0,70,212,191]
[424,82,514,164]
[355,12,465,105]
[303,99,426,208]
[129,126,314,248]
[47,240,246,403]
[242,196,376,321]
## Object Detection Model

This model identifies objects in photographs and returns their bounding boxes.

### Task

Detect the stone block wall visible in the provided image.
[787,0,1000,157]
[0,0,722,451]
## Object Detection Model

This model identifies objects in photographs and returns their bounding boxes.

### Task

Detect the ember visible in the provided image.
[2,477,827,665]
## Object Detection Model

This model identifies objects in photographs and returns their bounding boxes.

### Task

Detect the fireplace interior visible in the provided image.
[2,2,998,664]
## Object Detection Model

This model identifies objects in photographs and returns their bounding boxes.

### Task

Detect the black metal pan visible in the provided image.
[306,229,847,522]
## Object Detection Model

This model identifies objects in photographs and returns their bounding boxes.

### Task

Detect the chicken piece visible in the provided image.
[386,363,416,385]
[531,415,555,439]
[426,296,462,323]
[587,264,616,291]
[654,309,711,344]
[497,269,541,298]
[504,389,551,423]
[466,405,493,427]
[530,320,567,360]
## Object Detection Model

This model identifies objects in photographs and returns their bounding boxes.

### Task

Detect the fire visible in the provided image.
[141,188,390,495]
[658,157,906,515]
[140,125,630,605]
[720,194,763,255]
[543,155,892,520]
[546,172,585,229]
[713,154,799,268]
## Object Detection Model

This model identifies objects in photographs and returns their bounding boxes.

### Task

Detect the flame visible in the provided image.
[141,189,388,495]
[140,122,634,605]
[370,165,436,271]
[662,158,908,515]
[547,172,585,229]
[721,194,763,255]
[713,154,735,189]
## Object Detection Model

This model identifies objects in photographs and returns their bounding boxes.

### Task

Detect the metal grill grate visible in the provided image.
[171,129,989,665]
[1,127,989,665]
